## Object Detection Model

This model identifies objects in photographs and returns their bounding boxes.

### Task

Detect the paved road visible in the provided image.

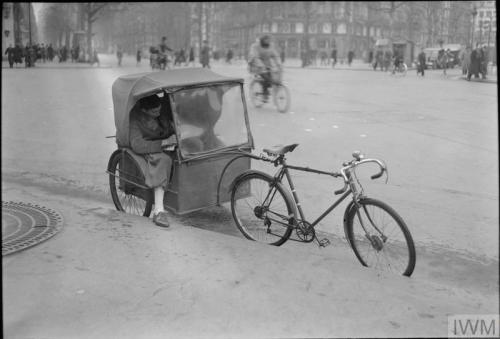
[2,55,498,258]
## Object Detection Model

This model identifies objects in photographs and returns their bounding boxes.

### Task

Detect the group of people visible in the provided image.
[5,43,100,68]
[464,44,489,81]
[4,42,57,68]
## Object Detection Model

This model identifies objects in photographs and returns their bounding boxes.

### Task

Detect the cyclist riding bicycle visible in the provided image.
[248,35,282,100]
[392,53,404,74]
[157,36,173,69]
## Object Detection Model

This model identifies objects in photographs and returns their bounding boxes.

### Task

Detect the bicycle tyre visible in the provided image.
[345,198,416,276]
[231,171,296,246]
[109,151,153,217]
[249,79,265,108]
[273,84,291,113]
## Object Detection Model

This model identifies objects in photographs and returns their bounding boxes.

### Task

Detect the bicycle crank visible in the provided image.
[295,221,315,243]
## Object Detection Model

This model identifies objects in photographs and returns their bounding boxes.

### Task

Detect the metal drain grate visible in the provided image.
[2,201,64,256]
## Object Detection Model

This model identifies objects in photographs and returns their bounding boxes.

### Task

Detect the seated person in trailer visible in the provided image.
[129,94,176,227]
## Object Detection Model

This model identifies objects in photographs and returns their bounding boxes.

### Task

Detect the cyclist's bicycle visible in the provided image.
[248,67,291,113]
[230,144,416,276]
[391,61,408,76]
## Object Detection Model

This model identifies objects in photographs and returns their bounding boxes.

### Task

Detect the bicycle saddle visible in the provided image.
[263,143,298,156]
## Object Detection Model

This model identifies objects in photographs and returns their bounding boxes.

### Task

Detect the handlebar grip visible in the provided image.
[334,187,346,195]
[371,169,384,180]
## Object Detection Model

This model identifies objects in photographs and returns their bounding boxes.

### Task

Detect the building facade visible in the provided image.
[473,0,496,47]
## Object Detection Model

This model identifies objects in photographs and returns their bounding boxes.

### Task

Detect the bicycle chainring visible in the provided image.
[295,221,315,243]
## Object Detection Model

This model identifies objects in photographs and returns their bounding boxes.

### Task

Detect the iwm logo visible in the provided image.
[448,314,499,338]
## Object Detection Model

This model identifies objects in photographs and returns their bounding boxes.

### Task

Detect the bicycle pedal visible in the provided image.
[318,238,331,247]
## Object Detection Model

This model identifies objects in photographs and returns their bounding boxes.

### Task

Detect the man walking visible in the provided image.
[5,44,15,68]
[417,48,426,76]
[200,40,210,68]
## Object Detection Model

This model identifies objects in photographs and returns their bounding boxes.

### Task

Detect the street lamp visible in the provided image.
[471,5,477,48]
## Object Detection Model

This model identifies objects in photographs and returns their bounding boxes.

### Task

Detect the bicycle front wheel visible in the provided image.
[231,172,295,246]
[345,198,416,276]
[273,84,291,113]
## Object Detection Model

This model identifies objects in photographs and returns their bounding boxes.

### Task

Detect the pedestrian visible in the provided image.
[136,48,142,66]
[461,46,471,76]
[47,44,54,62]
[368,50,373,64]
[347,50,355,66]
[116,45,123,67]
[200,40,210,68]
[5,44,15,68]
[331,47,337,68]
[467,44,481,81]
[479,46,488,79]
[129,94,176,228]
[91,49,100,67]
[179,48,186,65]
[13,44,23,66]
[417,47,426,76]
[226,48,233,64]
[320,50,328,66]
[186,46,195,67]
[280,47,285,64]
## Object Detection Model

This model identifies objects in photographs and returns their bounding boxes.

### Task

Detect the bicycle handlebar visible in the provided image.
[256,149,388,196]
[335,157,388,195]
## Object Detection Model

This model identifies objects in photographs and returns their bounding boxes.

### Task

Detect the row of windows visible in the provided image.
[261,22,384,37]
[479,10,495,18]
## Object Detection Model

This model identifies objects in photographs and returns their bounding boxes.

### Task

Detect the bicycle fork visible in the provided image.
[352,201,387,251]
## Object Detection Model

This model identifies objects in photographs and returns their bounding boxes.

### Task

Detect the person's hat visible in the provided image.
[139,95,161,109]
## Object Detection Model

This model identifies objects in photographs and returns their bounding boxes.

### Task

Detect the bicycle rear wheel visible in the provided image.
[273,84,291,113]
[249,79,265,108]
[109,151,153,217]
[231,172,295,246]
[345,198,416,276]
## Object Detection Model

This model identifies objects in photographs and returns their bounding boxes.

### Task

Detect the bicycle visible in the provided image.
[248,68,291,113]
[230,144,416,276]
[391,62,408,76]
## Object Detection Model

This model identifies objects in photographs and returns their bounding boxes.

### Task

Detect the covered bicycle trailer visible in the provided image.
[108,68,254,215]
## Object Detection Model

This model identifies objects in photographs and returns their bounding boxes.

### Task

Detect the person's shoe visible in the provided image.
[153,211,170,228]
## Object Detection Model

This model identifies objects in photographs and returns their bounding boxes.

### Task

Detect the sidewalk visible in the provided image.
[2,177,497,339]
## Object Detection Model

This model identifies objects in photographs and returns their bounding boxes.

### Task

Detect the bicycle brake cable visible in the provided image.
[353,167,365,196]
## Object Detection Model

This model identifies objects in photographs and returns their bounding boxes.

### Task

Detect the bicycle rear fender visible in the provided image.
[229,170,275,193]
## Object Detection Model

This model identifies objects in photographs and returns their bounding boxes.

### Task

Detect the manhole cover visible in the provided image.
[2,201,64,256]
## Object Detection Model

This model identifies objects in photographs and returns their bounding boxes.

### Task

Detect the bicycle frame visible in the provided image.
[271,158,355,229]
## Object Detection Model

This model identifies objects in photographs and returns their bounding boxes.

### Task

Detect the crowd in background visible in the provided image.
[4,42,100,68]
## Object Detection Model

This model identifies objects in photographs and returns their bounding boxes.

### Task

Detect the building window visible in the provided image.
[296,22,303,33]
[281,23,290,33]
[271,22,278,33]
[3,4,11,18]
[337,23,346,34]
[309,23,317,33]
[262,23,270,33]
[322,23,331,34]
